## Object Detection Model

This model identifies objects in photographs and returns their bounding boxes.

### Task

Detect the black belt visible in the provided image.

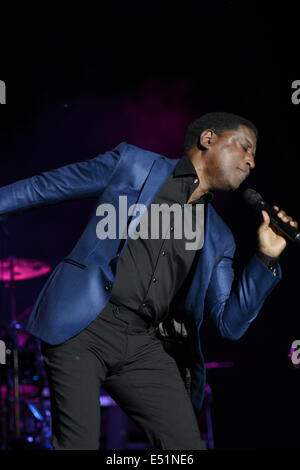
[107,302,153,329]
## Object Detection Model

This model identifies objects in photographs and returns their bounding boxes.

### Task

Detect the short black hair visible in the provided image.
[183,111,258,152]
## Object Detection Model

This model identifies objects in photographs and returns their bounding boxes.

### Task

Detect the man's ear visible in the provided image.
[198,129,215,150]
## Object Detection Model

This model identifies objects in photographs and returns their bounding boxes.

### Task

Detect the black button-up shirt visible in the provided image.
[110,155,213,325]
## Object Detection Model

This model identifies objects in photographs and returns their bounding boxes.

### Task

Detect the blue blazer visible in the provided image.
[0,142,281,412]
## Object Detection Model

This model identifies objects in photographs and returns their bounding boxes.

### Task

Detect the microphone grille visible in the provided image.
[243,189,263,207]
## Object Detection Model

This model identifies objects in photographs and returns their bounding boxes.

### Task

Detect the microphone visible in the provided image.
[243,189,300,245]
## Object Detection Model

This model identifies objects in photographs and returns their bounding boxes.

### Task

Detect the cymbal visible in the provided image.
[0,257,51,281]
[0,384,40,401]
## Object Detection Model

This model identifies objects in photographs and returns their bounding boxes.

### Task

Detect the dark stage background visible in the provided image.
[0,2,299,450]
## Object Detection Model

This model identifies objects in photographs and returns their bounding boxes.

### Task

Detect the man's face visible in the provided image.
[205,124,256,191]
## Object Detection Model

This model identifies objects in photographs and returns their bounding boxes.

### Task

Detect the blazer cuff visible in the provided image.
[255,250,279,275]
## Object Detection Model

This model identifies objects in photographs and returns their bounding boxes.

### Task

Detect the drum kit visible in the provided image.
[0,256,52,449]
[0,256,234,450]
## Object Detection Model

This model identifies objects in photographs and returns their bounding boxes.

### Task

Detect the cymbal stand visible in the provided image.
[4,257,21,439]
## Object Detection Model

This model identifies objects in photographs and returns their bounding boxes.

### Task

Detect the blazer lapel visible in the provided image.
[121,157,178,251]
[184,204,221,320]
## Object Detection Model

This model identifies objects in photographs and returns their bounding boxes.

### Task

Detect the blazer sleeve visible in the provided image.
[205,242,282,340]
[0,142,127,220]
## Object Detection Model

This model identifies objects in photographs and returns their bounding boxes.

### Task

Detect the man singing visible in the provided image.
[0,112,297,449]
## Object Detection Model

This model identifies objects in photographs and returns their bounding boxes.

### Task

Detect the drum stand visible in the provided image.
[0,253,51,448]
[4,257,21,440]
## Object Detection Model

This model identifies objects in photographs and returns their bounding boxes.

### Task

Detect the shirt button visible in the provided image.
[153,277,157,283]
[142,303,147,307]
[104,282,111,291]
[170,226,174,232]
[162,251,167,256]
[194,178,199,184]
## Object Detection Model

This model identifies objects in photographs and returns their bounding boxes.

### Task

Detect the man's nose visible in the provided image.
[245,153,255,170]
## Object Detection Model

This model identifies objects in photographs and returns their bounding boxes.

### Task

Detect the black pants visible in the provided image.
[41,302,205,450]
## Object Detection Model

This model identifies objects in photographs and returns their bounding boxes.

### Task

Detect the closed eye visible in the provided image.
[239,142,248,152]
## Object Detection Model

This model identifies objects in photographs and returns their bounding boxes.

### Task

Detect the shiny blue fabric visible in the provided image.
[0,142,281,412]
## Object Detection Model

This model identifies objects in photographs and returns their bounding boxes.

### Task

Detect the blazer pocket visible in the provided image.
[63,258,87,269]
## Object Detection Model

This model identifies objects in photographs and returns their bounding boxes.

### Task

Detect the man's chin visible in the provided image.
[227,180,240,191]
[214,180,240,192]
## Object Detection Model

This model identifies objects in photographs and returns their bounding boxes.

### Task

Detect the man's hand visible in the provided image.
[257,206,299,258]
